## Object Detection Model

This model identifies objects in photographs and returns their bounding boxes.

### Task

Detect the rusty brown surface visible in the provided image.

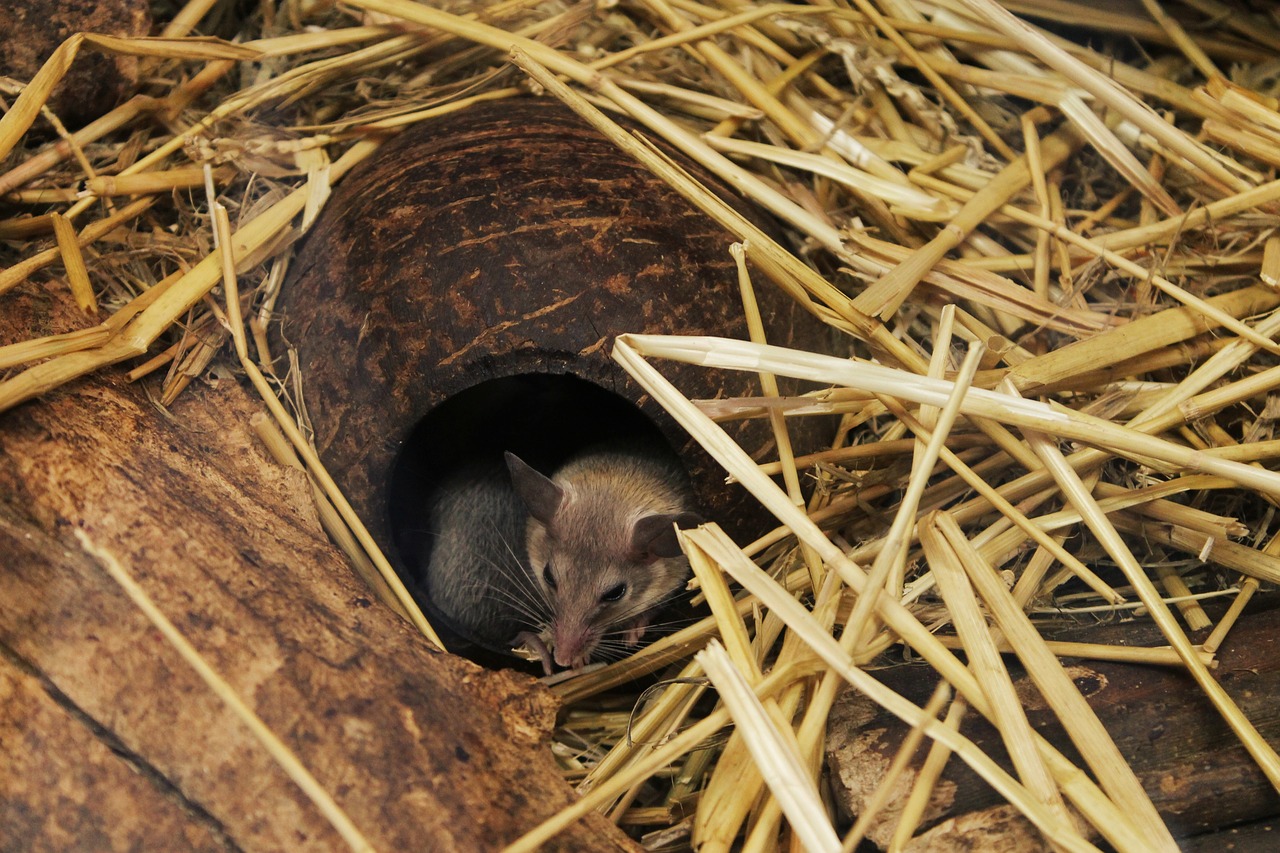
[279,98,832,562]
[1,0,150,127]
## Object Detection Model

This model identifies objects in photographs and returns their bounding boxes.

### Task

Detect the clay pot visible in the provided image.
[279,98,831,641]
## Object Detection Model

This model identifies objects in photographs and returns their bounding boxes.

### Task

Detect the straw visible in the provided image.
[698,641,841,853]
[621,334,1280,498]
[613,339,1167,851]
[686,526,1104,853]
[921,512,1069,826]
[953,0,1251,193]
[6,3,1280,847]
[939,507,1172,845]
[851,122,1083,320]
[1010,387,1280,790]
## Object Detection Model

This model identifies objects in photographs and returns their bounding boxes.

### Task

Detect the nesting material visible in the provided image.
[4,0,1280,849]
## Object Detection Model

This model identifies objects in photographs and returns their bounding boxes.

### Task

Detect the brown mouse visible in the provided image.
[504,444,700,672]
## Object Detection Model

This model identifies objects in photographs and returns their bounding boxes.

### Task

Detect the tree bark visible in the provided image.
[0,292,632,851]
[825,605,1280,850]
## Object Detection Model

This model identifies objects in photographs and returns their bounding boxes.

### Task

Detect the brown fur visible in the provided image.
[507,447,699,670]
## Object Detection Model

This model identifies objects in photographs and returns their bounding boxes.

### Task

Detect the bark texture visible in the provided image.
[825,606,1280,850]
[0,289,633,852]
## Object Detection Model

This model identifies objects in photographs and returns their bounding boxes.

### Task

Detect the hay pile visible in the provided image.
[4,0,1280,849]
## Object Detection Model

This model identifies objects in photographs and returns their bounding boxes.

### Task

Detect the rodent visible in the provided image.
[419,442,700,673]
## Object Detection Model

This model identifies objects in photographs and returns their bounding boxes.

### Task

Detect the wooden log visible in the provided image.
[0,288,634,850]
[1180,815,1280,853]
[0,646,226,850]
[825,603,1280,849]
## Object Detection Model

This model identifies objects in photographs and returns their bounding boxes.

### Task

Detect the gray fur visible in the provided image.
[422,460,545,651]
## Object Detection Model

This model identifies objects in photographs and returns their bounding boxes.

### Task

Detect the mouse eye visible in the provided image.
[601,582,627,603]
[542,565,558,591]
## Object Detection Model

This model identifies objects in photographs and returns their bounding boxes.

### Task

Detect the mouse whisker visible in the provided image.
[487,525,552,610]
[472,554,543,612]
[471,577,551,627]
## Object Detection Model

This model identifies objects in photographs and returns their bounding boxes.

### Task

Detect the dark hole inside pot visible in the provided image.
[386,372,686,667]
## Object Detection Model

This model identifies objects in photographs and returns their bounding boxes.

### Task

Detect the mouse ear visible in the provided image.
[505,451,563,525]
[630,511,702,561]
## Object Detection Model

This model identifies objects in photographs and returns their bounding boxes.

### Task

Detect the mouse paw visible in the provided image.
[622,615,654,646]
[516,630,554,676]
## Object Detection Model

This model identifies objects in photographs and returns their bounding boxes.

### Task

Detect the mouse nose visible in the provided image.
[554,647,587,670]
[553,622,594,670]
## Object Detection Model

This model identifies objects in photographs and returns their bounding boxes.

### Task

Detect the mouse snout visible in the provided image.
[552,617,596,670]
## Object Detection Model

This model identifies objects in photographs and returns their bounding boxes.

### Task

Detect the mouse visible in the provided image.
[416,442,700,674]
[504,444,701,672]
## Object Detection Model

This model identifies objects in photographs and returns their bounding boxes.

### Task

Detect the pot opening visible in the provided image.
[386,372,677,639]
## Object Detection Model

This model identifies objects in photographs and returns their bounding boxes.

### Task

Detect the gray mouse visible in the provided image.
[419,443,700,673]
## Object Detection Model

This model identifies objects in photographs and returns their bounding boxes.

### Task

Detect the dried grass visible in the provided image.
[5,0,1280,849]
